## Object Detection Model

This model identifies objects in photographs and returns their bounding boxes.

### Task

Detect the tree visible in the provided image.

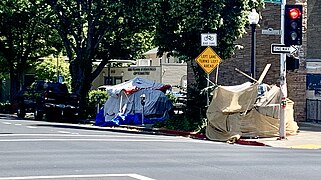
[0,56,9,102]
[35,55,71,89]
[152,0,265,128]
[41,0,157,115]
[0,0,62,103]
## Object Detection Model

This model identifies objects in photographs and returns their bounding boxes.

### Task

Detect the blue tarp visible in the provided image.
[95,108,167,126]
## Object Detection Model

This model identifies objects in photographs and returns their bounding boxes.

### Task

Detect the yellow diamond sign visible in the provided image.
[195,46,222,74]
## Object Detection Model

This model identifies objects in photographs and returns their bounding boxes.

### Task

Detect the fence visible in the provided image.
[306,99,321,122]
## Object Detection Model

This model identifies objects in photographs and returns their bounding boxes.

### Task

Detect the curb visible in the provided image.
[235,139,269,146]
[157,129,206,139]
[119,125,207,139]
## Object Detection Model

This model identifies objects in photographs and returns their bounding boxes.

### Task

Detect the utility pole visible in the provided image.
[279,0,287,139]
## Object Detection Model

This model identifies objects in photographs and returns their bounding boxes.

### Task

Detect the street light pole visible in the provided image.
[250,24,257,79]
[57,54,59,82]
[248,9,260,80]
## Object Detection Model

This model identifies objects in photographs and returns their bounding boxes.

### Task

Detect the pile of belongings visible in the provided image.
[206,65,299,142]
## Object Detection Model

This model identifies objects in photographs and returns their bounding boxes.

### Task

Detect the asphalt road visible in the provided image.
[0,114,321,180]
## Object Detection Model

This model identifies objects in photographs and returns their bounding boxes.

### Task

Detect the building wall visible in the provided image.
[307,0,321,59]
[162,63,187,91]
[91,58,187,91]
[188,1,307,121]
[91,66,162,89]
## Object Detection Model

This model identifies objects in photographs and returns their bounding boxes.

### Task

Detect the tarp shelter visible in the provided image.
[206,82,299,142]
[95,77,173,126]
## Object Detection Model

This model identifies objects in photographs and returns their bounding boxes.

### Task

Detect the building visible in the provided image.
[91,47,187,92]
[306,0,321,121]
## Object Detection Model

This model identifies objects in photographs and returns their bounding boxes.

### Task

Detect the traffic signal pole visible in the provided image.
[279,0,287,139]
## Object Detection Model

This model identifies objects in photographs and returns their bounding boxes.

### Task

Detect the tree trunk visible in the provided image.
[9,68,20,112]
[70,55,93,118]
[0,79,2,102]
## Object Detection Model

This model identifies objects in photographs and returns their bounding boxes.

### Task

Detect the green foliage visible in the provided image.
[0,0,63,102]
[0,102,11,113]
[153,114,191,131]
[34,55,71,89]
[152,0,265,131]
[153,113,206,133]
[0,56,9,80]
[40,0,159,114]
[87,90,109,119]
[165,93,177,103]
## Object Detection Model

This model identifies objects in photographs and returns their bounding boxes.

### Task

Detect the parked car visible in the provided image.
[16,81,79,121]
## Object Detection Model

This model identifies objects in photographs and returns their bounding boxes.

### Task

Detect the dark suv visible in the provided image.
[16,81,79,121]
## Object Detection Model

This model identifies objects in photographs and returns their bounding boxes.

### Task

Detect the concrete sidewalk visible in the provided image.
[243,122,321,149]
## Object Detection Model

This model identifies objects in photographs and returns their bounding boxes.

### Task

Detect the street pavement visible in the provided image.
[4,113,321,150]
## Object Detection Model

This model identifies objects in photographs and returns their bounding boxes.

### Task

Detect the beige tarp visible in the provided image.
[206,82,299,142]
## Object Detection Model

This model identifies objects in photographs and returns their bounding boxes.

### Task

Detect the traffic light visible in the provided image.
[286,56,299,71]
[284,5,303,46]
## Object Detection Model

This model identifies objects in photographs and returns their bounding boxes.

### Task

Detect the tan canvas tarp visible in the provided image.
[206,82,299,142]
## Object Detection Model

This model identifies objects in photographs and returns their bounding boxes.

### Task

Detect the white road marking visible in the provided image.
[0,173,155,180]
[57,131,71,134]
[26,126,37,129]
[14,124,22,126]
[0,134,178,139]
[0,138,182,142]
[2,122,11,125]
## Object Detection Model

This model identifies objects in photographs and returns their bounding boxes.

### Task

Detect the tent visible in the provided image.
[205,64,299,142]
[95,77,173,126]
[206,82,299,142]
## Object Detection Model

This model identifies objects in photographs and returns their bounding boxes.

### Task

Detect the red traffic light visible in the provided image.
[289,8,301,19]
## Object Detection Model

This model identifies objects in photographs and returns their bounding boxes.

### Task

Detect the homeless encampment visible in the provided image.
[95,77,173,126]
[206,82,299,142]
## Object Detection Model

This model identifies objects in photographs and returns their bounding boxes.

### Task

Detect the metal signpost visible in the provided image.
[195,45,221,106]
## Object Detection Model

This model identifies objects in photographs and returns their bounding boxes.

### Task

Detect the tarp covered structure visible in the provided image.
[95,77,173,126]
[206,82,299,142]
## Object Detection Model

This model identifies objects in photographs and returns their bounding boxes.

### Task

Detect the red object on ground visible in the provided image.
[236,139,268,146]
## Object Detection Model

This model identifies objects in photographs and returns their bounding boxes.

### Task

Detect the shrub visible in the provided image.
[153,114,190,131]
[87,90,109,118]
[0,102,11,113]
[165,93,177,103]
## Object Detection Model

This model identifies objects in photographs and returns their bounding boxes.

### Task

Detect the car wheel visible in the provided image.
[17,107,26,118]
[34,108,43,120]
